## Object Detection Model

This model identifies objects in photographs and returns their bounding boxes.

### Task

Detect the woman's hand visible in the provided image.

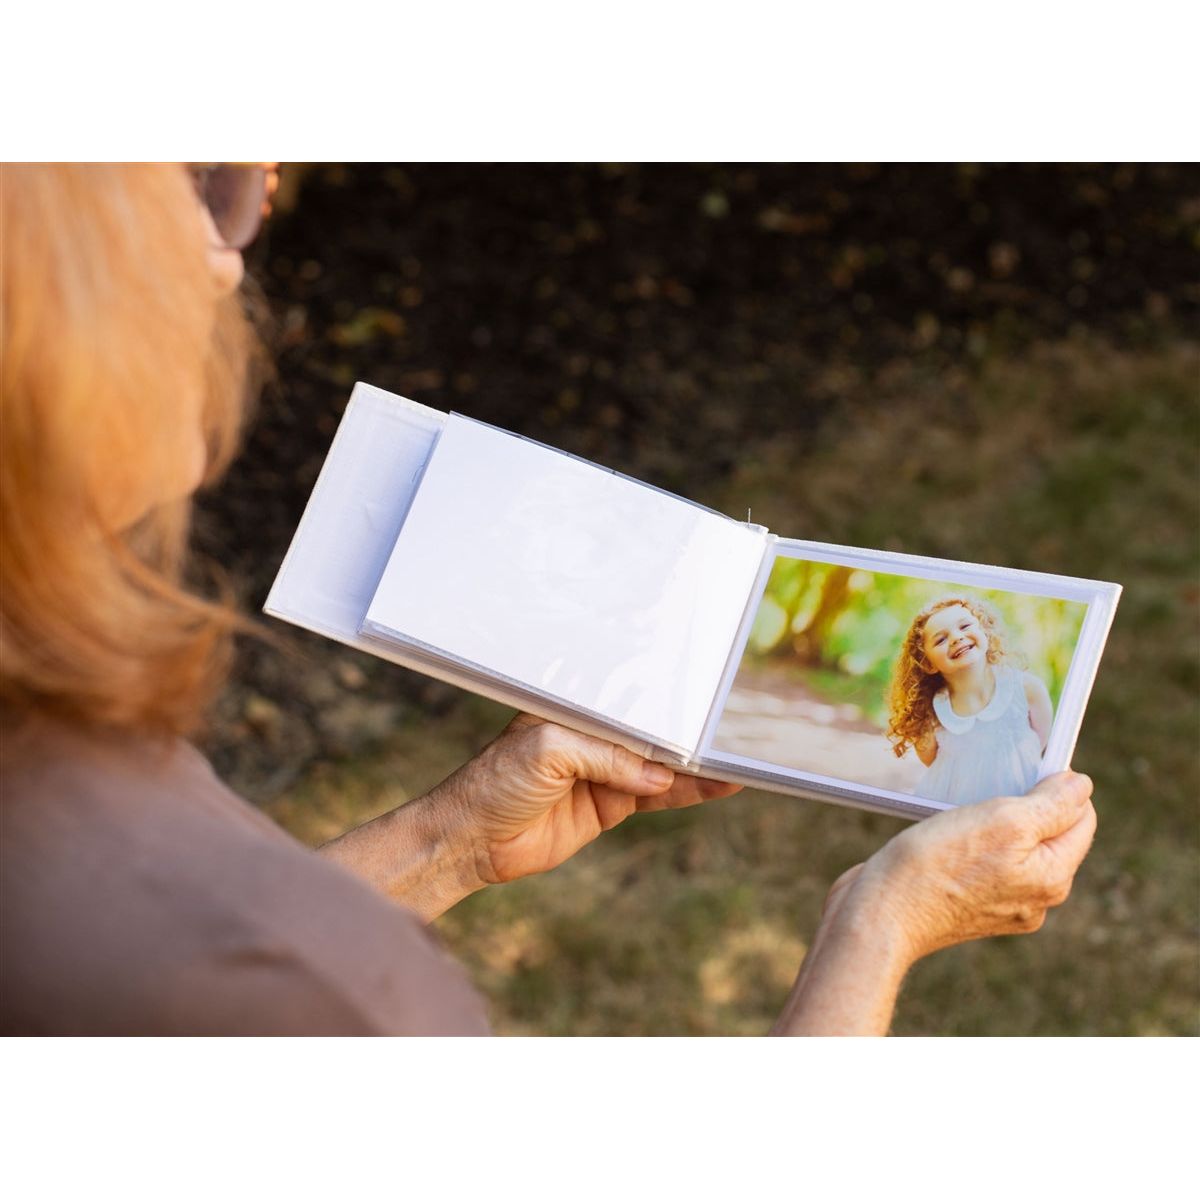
[773,772,1096,1035]
[429,713,740,887]
[320,714,739,921]
[857,770,1097,961]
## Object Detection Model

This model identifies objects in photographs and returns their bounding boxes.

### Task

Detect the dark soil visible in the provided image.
[194,163,1200,795]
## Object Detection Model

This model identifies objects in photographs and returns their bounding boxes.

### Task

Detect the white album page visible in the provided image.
[362,414,769,755]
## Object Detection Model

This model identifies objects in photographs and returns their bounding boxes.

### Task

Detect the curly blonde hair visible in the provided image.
[886,595,1013,758]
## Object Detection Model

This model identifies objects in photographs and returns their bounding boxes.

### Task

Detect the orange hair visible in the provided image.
[886,595,1013,758]
[1,164,261,738]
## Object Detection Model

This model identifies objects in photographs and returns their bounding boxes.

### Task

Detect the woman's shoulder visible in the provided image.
[0,717,489,1036]
[2,716,289,856]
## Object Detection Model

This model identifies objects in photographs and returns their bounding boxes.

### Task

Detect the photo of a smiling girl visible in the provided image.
[887,597,1053,805]
[708,555,1091,803]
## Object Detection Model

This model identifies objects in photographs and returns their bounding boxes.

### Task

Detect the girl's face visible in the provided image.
[921,605,989,676]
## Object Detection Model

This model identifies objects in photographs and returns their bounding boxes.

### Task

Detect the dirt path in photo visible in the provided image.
[712,672,926,793]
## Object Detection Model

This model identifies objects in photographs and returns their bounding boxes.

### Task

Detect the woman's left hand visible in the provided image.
[430,713,740,886]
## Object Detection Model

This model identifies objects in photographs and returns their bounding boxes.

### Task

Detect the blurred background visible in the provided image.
[711,562,1088,793]
[196,164,1199,1035]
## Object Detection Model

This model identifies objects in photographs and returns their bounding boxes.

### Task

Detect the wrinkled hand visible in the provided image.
[837,771,1097,965]
[430,713,741,886]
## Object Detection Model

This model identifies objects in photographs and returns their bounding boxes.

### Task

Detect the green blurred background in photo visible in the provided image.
[743,559,1087,728]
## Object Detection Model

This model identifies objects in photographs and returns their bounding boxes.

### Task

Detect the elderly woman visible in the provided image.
[0,164,1096,1035]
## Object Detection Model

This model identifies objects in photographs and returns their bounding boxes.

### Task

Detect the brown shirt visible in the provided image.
[0,720,490,1035]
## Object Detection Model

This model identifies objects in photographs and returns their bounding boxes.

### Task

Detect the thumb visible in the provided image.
[1034,797,1098,877]
[534,723,676,795]
[1022,771,1093,841]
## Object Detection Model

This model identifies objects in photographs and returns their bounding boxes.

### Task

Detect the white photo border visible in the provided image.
[698,537,1121,818]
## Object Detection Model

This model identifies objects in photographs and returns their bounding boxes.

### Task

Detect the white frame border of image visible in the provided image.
[697,537,1122,820]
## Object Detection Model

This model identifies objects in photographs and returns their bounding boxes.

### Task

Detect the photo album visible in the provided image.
[266,383,1121,820]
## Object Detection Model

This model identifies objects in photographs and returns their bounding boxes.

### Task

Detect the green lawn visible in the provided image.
[269,336,1200,1036]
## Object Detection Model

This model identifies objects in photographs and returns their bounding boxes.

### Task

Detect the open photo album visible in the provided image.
[266,383,1121,820]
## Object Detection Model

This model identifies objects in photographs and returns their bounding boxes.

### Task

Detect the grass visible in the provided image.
[267,336,1200,1036]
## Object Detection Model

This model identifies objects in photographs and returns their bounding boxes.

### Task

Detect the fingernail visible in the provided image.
[643,764,674,788]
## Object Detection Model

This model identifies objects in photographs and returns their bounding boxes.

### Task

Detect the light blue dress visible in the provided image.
[916,665,1044,805]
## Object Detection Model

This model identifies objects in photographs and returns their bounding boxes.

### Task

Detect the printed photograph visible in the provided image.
[710,555,1091,804]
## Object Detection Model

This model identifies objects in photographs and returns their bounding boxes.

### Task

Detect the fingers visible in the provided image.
[1021,771,1093,840]
[698,778,743,800]
[590,775,740,830]
[636,776,742,812]
[588,784,641,831]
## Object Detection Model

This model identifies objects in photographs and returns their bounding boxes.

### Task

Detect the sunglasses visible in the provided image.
[189,163,279,250]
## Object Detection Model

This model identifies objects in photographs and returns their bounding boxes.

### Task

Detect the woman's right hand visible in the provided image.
[771,772,1096,1034]
[852,770,1097,964]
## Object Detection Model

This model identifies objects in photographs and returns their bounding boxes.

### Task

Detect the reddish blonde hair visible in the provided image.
[1,164,260,738]
[886,595,1012,757]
